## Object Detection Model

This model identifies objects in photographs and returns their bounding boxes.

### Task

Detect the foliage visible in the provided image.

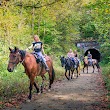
[102,64,110,89]
[0,0,109,104]
[80,0,110,64]
[102,64,110,108]
[100,41,110,63]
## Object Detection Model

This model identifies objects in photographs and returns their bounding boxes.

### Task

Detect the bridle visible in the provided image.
[9,52,23,66]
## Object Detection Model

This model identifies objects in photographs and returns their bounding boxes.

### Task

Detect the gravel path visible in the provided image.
[4,67,108,110]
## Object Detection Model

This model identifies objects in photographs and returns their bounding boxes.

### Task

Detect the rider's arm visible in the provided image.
[41,44,45,55]
[26,44,33,51]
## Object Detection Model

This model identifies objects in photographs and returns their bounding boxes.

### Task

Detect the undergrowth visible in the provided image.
[101,63,110,109]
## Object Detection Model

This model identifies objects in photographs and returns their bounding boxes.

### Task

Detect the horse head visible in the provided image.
[65,58,74,68]
[7,47,22,72]
[60,56,65,67]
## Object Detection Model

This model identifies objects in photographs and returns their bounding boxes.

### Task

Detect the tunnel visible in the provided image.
[84,48,101,62]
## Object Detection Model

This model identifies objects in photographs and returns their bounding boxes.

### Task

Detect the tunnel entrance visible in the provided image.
[84,49,101,62]
[76,41,101,62]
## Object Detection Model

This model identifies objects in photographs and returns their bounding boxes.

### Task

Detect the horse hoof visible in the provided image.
[48,89,51,92]
[26,99,31,103]
[38,92,41,95]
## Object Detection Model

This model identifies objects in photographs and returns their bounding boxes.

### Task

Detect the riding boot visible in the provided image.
[43,62,49,72]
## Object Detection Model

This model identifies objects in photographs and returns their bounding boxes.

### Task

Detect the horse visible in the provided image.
[83,57,100,73]
[60,56,80,80]
[7,47,55,100]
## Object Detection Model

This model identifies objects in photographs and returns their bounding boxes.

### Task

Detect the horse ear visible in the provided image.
[9,47,12,52]
[14,47,19,52]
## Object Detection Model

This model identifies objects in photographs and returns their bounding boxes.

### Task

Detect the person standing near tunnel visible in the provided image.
[87,51,92,65]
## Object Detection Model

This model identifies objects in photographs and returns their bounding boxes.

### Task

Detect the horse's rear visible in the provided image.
[92,59,100,72]
[83,57,100,73]
[41,55,55,89]
[24,53,55,95]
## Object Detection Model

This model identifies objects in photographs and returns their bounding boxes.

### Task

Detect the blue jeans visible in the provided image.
[88,58,92,65]
[35,51,46,63]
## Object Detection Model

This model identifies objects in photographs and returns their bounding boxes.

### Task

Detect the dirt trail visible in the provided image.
[4,67,108,110]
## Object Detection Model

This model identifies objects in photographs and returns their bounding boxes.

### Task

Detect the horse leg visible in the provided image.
[34,82,39,93]
[83,65,85,73]
[72,69,75,79]
[28,76,36,100]
[92,65,95,73]
[96,63,100,73]
[65,69,69,80]
[48,68,55,90]
[68,70,71,80]
[87,65,88,73]
[28,82,33,100]
[78,66,80,75]
[76,68,78,78]
[41,76,45,93]
[71,70,73,79]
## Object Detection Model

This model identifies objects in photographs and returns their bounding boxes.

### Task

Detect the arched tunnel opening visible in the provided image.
[84,49,101,62]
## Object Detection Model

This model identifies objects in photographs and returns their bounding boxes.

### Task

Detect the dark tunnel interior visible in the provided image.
[84,49,101,62]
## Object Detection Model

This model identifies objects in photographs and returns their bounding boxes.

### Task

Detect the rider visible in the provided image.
[26,35,49,71]
[67,49,74,58]
[73,50,80,68]
[87,51,92,65]
[67,49,77,68]
[74,50,78,57]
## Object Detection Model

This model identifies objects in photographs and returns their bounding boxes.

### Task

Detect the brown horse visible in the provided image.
[83,57,100,73]
[7,47,55,100]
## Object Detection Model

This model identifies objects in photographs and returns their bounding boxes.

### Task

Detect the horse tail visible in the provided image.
[51,66,55,84]
[96,62,100,69]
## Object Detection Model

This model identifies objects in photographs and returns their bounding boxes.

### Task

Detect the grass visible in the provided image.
[101,64,110,91]
[0,65,29,99]
[101,63,110,109]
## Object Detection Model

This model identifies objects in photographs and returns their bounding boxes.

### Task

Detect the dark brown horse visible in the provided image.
[83,57,100,73]
[60,56,80,80]
[7,47,55,100]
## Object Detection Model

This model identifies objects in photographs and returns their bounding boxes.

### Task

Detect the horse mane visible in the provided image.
[19,50,26,59]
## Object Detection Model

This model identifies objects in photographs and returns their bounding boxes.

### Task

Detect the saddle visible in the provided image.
[33,53,42,63]
[32,53,50,69]
[69,57,79,68]
[32,53,45,75]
